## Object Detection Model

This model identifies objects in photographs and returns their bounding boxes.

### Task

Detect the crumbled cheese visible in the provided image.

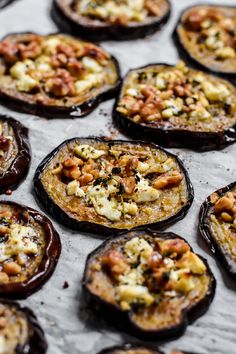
[177,251,206,274]
[116,285,154,306]
[132,175,160,203]
[201,81,229,102]
[123,202,138,216]
[75,73,103,93]
[66,180,85,198]
[125,88,139,97]
[215,46,236,59]
[170,269,195,293]
[0,224,38,263]
[124,237,153,264]
[161,158,175,173]
[190,107,211,121]
[205,36,223,50]
[74,144,105,160]
[118,268,143,286]
[87,181,121,221]
[10,60,38,92]
[35,56,52,73]
[43,37,61,54]
[82,57,102,73]
[16,75,38,92]
[155,71,177,89]
[137,161,150,174]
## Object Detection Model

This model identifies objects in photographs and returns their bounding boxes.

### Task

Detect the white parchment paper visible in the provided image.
[0,0,235,353]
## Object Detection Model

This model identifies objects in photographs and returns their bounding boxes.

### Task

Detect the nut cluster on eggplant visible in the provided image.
[199,181,236,279]
[52,0,171,41]
[114,61,236,151]
[0,201,61,299]
[0,32,120,118]
[0,115,30,194]
[83,230,216,340]
[0,299,47,354]
[98,344,198,354]
[33,138,193,235]
[173,5,236,79]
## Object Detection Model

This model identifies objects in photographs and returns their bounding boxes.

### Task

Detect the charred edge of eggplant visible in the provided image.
[0,299,47,354]
[199,181,236,280]
[97,344,163,354]
[0,32,121,119]
[0,0,17,9]
[113,63,236,151]
[172,4,236,81]
[0,201,61,299]
[51,0,171,41]
[98,345,198,354]
[0,115,31,194]
[82,229,216,341]
[33,137,194,236]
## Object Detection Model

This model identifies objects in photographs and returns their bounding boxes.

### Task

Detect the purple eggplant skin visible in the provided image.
[199,181,236,280]
[0,201,61,299]
[0,32,121,119]
[113,63,236,152]
[98,344,163,354]
[98,345,199,354]
[33,137,194,236]
[51,0,171,42]
[172,4,236,83]
[82,229,216,341]
[0,115,31,195]
[0,299,47,354]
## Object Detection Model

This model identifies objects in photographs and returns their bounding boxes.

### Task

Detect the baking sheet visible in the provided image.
[0,0,236,353]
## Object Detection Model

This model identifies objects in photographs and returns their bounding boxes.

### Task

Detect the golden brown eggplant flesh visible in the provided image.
[173,5,236,79]
[0,115,30,195]
[199,181,236,279]
[52,0,171,41]
[33,138,193,236]
[0,299,47,354]
[83,230,216,340]
[114,61,236,151]
[0,32,120,118]
[0,201,61,299]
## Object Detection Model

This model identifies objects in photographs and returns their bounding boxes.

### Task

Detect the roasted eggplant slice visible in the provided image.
[83,230,216,340]
[114,61,236,151]
[0,299,47,354]
[0,33,120,118]
[33,138,193,235]
[0,115,30,195]
[174,5,236,78]
[52,0,171,41]
[0,201,61,299]
[199,182,236,279]
[98,345,197,354]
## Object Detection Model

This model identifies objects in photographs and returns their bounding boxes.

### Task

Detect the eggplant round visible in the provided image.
[0,115,30,195]
[98,345,198,354]
[0,32,120,118]
[173,5,236,80]
[113,61,236,151]
[83,229,216,340]
[0,299,47,354]
[33,137,193,236]
[0,200,61,299]
[52,0,171,41]
[199,181,236,280]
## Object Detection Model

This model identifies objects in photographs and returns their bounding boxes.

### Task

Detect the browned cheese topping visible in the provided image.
[0,204,46,285]
[75,0,168,25]
[209,188,236,261]
[0,303,29,354]
[41,140,188,229]
[179,6,236,73]
[117,61,236,132]
[86,234,211,330]
[0,34,118,106]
